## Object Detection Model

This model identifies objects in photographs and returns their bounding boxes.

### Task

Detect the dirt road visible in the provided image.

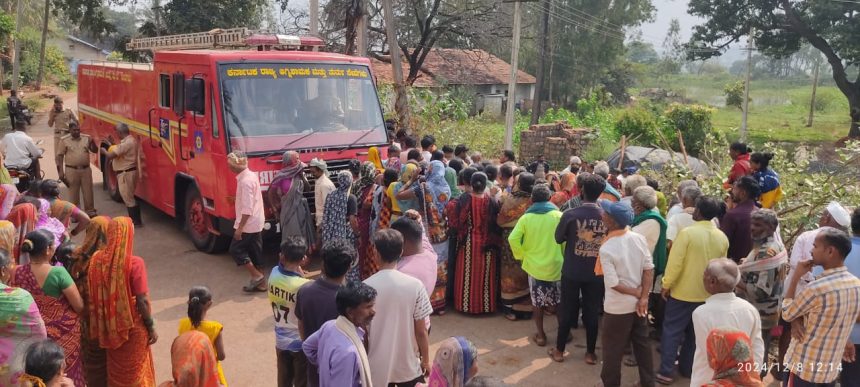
[19,93,777,386]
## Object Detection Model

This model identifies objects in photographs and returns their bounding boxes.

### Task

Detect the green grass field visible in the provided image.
[639,74,852,144]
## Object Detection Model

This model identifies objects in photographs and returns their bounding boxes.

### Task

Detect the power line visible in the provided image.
[527,2,628,41]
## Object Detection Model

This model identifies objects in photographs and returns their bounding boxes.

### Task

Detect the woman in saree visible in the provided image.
[10,230,84,386]
[497,172,536,321]
[396,160,451,311]
[268,151,315,247]
[422,336,479,387]
[392,163,420,214]
[372,168,399,233]
[40,180,91,236]
[68,216,110,386]
[368,146,385,172]
[7,203,36,263]
[354,162,380,279]
[449,172,501,314]
[159,331,221,387]
[88,217,157,387]
[321,171,359,280]
[0,221,16,257]
[0,249,47,387]
[702,328,764,387]
[550,172,577,208]
[35,199,67,249]
[0,183,18,219]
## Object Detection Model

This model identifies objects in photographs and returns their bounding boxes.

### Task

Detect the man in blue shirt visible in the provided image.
[841,208,860,387]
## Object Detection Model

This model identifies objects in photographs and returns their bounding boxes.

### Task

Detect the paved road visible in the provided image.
[20,92,779,386]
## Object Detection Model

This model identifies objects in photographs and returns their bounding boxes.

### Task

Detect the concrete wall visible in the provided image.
[50,37,108,75]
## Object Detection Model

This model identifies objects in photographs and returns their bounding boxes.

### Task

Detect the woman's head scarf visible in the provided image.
[321,171,355,241]
[34,199,65,248]
[0,220,16,258]
[444,167,462,199]
[427,336,478,387]
[559,172,576,193]
[0,184,18,219]
[353,161,378,195]
[703,328,764,387]
[368,147,384,172]
[161,331,221,387]
[274,151,304,181]
[70,216,110,280]
[7,203,36,262]
[426,161,451,217]
[400,163,418,184]
[87,217,136,350]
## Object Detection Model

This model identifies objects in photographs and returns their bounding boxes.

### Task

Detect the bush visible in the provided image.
[724,81,746,109]
[663,104,714,157]
[614,106,665,147]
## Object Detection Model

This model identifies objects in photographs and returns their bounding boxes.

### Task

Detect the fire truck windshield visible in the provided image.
[219,62,387,153]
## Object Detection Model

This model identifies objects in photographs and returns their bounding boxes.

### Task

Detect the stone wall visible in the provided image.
[519,122,592,170]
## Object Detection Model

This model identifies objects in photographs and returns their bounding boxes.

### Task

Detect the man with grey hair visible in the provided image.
[593,161,621,202]
[666,186,703,243]
[228,150,267,292]
[100,122,142,225]
[630,185,668,338]
[690,258,764,387]
[621,175,648,206]
[736,208,786,375]
[666,179,699,219]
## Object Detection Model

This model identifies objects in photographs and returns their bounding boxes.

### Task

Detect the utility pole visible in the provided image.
[357,0,367,56]
[530,0,550,125]
[806,59,820,127]
[309,0,319,36]
[11,0,23,90]
[740,27,753,141]
[152,0,163,36]
[382,0,410,128]
[503,0,523,150]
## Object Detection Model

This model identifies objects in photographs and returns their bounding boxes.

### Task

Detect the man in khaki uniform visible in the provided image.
[100,123,142,225]
[56,122,97,216]
[48,97,76,156]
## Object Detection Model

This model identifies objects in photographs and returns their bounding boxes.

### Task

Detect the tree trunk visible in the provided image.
[35,0,50,90]
[530,0,549,125]
[849,92,860,138]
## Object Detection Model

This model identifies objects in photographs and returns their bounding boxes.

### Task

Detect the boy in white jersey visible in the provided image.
[269,236,311,387]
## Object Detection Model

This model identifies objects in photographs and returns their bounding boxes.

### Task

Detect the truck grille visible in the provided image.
[303,159,355,214]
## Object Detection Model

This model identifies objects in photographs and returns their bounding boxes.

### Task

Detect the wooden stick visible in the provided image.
[677,130,690,168]
[617,135,627,170]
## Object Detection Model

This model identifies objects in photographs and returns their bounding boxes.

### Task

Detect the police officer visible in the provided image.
[48,97,76,156]
[56,122,97,216]
[100,123,142,225]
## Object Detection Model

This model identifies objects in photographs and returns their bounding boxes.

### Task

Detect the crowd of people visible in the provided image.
[2,120,860,387]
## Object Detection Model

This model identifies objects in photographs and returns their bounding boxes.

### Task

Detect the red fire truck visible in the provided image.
[77,29,388,252]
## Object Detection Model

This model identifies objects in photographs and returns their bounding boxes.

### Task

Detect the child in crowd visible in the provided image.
[269,236,311,387]
[178,286,228,386]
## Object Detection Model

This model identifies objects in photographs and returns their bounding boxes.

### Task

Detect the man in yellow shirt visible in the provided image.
[656,196,728,384]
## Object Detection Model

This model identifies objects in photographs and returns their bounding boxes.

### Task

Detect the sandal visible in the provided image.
[532,333,547,347]
[585,352,597,365]
[242,277,266,293]
[655,374,674,385]
[547,348,564,363]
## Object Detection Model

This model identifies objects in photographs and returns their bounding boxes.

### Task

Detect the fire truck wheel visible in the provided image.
[102,160,123,203]
[184,186,230,253]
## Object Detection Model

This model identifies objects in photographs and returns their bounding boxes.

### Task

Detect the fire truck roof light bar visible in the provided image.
[126,28,325,52]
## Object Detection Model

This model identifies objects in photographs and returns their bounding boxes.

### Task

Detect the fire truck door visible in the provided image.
[181,77,218,202]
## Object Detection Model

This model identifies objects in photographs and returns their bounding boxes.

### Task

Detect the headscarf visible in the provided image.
[444,167,461,199]
[321,171,354,241]
[426,161,451,217]
[426,336,477,387]
[274,151,304,181]
[159,331,221,387]
[88,217,136,350]
[353,161,378,196]
[368,147,384,172]
[401,163,418,184]
[0,153,12,185]
[69,216,110,281]
[7,204,36,262]
[559,172,576,193]
[0,220,16,256]
[0,184,17,219]
[34,199,65,248]
[703,328,764,387]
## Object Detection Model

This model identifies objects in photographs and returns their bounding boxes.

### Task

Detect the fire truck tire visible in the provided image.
[184,186,230,253]
[102,160,123,203]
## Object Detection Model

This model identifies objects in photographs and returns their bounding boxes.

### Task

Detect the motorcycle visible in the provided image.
[7,167,33,193]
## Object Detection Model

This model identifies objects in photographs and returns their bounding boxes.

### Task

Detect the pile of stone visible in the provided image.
[519,122,593,170]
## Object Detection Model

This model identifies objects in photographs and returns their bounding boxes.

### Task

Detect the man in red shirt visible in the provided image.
[724,142,751,189]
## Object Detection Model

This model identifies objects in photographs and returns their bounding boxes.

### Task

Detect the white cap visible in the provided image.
[569,156,582,166]
[827,201,851,227]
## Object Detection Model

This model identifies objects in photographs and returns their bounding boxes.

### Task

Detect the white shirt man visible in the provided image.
[690,259,765,387]
[1,130,43,168]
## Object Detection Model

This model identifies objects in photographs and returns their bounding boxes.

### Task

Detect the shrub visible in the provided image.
[724,81,746,109]
[614,106,665,147]
[664,104,713,157]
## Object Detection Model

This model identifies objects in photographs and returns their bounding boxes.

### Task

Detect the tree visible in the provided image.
[626,38,659,65]
[658,18,683,75]
[0,10,14,91]
[686,0,860,138]
[161,0,267,35]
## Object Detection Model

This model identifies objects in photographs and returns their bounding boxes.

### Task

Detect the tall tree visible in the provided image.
[659,18,683,75]
[35,0,49,89]
[161,0,267,35]
[687,0,860,138]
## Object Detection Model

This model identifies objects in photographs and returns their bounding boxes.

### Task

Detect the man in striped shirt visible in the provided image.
[782,228,860,386]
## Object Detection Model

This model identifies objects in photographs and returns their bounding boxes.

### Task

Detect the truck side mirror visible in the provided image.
[184,78,205,115]
[172,72,186,116]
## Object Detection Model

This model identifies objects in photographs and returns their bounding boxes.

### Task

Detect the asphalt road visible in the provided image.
[20,92,779,386]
